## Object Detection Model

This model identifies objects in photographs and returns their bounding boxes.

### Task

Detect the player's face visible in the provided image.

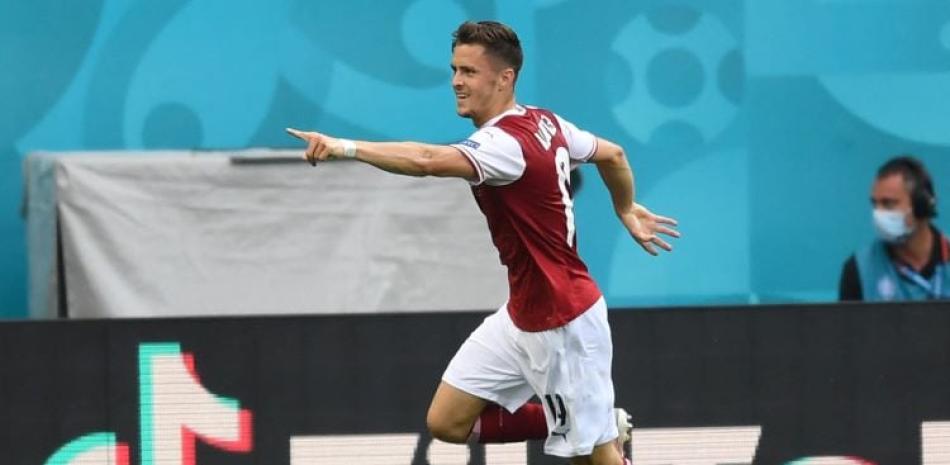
[451,44,508,126]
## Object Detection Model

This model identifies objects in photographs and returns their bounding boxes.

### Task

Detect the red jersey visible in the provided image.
[452,105,602,331]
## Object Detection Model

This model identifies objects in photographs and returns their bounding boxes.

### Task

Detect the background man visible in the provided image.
[840,156,949,301]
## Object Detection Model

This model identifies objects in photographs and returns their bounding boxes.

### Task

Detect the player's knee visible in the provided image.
[573,437,627,465]
[426,410,470,443]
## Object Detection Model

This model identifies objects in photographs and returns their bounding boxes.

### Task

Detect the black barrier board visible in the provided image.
[5,302,950,464]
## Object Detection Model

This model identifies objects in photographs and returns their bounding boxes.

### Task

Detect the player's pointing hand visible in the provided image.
[286,127,341,166]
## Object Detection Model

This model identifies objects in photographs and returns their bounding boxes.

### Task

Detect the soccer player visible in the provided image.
[287,20,679,465]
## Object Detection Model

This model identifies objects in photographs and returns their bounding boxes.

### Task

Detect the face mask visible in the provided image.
[872,208,915,244]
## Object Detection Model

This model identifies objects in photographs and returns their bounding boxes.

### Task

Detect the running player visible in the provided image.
[287,20,679,465]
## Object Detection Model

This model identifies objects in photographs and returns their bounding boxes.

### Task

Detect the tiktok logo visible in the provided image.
[44,343,253,465]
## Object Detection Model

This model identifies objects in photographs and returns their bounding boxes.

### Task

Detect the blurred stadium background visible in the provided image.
[4,0,950,317]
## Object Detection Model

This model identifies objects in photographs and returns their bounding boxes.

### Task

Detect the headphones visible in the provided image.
[882,156,938,219]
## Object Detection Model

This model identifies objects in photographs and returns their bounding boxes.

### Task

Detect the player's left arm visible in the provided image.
[285,128,476,181]
[589,137,680,255]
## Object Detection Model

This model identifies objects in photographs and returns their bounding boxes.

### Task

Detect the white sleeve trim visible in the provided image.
[451,127,525,186]
[555,114,598,164]
[452,145,485,185]
[582,137,598,162]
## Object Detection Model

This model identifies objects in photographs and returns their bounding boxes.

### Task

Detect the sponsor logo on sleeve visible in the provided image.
[458,139,480,150]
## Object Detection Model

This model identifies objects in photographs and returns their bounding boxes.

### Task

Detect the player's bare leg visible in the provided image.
[568,442,624,465]
[426,381,488,443]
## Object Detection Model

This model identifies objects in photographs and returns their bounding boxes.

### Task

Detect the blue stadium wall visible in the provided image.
[4,0,950,316]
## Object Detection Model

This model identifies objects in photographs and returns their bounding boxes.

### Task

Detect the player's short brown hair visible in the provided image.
[452,21,523,77]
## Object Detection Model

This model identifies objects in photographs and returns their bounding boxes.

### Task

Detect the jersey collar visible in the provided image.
[480,104,527,128]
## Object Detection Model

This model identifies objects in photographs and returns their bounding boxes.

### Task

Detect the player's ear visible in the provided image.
[499,68,515,90]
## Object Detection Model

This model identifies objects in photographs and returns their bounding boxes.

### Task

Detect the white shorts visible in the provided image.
[442,297,618,457]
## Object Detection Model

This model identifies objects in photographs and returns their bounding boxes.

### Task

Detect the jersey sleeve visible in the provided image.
[554,114,598,167]
[450,126,526,186]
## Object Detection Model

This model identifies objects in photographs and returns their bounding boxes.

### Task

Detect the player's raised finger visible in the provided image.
[639,240,658,256]
[654,215,678,226]
[653,237,673,252]
[657,226,681,238]
[285,127,308,140]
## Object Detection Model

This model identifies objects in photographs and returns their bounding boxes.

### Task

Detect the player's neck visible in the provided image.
[475,96,517,127]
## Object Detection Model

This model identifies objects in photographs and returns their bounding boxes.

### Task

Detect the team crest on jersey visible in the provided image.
[458,139,480,150]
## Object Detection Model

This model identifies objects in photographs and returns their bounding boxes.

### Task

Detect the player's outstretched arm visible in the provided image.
[591,137,680,256]
[285,128,477,180]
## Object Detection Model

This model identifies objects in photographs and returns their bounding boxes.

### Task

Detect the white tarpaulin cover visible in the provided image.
[25,150,507,318]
